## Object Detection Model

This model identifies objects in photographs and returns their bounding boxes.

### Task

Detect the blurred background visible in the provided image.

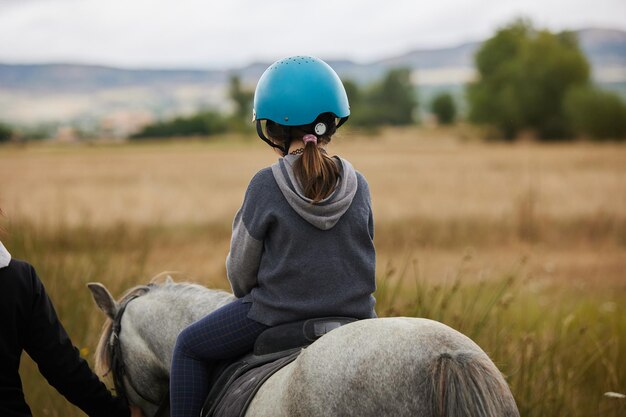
[0,1,625,416]
[0,0,625,141]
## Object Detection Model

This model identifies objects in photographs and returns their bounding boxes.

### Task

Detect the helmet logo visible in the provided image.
[314,123,327,135]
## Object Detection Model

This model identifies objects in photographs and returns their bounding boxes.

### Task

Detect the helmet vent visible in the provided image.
[269,56,315,70]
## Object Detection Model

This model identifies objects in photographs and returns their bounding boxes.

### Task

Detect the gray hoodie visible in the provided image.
[226,154,376,326]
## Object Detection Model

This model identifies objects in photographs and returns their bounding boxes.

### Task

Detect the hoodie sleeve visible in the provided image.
[226,170,273,298]
[226,209,264,297]
[358,172,375,240]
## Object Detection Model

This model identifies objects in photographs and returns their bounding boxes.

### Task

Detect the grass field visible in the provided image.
[1,126,625,416]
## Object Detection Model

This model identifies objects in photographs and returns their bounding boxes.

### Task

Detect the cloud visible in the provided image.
[0,0,624,68]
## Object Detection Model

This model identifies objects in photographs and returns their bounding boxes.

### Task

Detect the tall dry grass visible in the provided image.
[1,127,625,416]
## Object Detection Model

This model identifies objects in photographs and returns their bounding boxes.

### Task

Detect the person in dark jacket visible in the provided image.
[0,240,141,417]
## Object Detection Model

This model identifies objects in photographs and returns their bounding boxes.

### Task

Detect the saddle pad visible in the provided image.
[204,351,300,417]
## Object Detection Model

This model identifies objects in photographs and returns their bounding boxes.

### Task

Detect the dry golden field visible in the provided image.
[2,127,625,286]
[1,126,625,416]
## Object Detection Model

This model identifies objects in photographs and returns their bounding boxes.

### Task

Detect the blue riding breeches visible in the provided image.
[170,298,268,417]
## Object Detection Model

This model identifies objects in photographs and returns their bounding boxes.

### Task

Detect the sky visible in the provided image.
[1,0,625,69]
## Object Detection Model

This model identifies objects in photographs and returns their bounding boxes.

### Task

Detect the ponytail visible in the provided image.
[266,113,340,203]
[293,138,339,203]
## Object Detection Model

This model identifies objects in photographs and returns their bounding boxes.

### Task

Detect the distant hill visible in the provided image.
[0,28,624,130]
[375,28,626,69]
[0,63,227,92]
[376,42,480,70]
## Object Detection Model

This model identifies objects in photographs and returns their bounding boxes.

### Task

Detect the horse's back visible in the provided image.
[248,317,518,417]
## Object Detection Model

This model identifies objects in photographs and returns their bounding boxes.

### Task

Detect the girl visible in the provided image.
[170,56,376,417]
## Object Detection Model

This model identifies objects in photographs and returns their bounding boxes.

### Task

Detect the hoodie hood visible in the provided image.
[271,154,358,230]
[0,241,11,269]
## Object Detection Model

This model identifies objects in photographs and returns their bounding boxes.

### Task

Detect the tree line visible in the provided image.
[130,68,422,139]
[130,19,626,142]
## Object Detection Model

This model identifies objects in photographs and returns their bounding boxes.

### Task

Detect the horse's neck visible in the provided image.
[151,283,235,321]
[123,284,236,367]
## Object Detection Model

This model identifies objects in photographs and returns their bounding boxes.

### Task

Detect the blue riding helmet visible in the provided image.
[253,56,350,155]
[253,56,350,126]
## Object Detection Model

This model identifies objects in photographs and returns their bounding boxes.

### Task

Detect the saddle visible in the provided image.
[200,317,356,417]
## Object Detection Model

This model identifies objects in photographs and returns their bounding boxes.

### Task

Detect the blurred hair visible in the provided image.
[266,113,340,203]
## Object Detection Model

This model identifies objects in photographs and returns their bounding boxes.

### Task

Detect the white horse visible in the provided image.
[88,280,519,417]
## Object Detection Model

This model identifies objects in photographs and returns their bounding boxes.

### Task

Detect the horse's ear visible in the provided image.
[165,275,174,284]
[87,282,119,319]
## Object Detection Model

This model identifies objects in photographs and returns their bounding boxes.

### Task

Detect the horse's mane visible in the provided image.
[94,274,233,378]
[95,284,151,377]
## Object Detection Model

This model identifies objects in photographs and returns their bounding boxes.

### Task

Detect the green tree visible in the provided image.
[343,78,377,128]
[229,75,254,121]
[131,111,228,139]
[346,69,418,128]
[467,19,590,139]
[430,92,457,124]
[369,68,418,125]
[564,86,626,139]
[0,122,12,142]
[342,79,362,114]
